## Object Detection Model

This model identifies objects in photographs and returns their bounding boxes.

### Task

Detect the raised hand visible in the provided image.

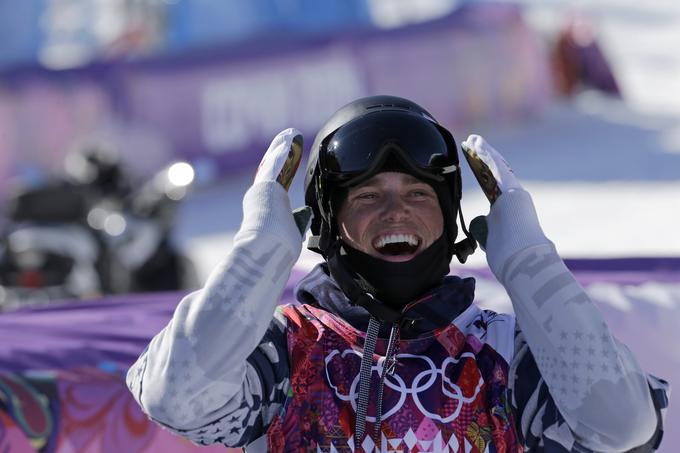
[461,134,522,205]
[255,128,303,191]
[461,134,525,249]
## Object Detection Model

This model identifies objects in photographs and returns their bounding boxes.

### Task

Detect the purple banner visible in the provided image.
[0,4,549,196]
[121,4,550,176]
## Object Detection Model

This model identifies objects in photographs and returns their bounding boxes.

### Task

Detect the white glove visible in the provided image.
[461,134,548,273]
[252,128,311,237]
[254,128,303,190]
[460,134,523,204]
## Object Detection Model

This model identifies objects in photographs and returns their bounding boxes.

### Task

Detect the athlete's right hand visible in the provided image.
[254,128,303,191]
[254,128,312,236]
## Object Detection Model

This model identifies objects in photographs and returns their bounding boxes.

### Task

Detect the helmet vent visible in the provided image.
[366,103,412,111]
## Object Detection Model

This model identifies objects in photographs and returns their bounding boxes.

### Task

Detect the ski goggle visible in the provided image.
[319,110,459,184]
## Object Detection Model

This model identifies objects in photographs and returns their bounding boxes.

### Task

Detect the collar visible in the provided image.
[294,263,476,339]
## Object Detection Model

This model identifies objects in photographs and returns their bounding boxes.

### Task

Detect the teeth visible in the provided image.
[375,234,419,249]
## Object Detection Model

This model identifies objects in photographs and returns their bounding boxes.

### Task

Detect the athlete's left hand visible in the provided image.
[460,134,524,250]
[460,134,523,204]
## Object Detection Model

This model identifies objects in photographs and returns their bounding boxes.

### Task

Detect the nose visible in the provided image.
[378,193,410,222]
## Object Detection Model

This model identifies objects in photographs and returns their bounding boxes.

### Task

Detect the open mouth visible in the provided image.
[373,234,420,256]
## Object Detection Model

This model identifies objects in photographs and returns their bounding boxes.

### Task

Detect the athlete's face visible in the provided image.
[337,172,444,262]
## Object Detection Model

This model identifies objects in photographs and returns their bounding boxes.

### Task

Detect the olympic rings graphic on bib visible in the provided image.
[324,349,484,423]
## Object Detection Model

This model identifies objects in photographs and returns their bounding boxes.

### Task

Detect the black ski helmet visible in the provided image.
[304,95,476,263]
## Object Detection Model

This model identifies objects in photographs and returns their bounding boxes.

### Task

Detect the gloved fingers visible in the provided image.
[461,134,522,204]
[254,128,304,191]
[469,215,489,251]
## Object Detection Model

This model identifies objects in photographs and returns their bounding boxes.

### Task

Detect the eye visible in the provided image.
[409,187,435,198]
[356,191,378,200]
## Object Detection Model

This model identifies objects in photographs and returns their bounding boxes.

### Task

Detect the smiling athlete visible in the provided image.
[128,96,668,452]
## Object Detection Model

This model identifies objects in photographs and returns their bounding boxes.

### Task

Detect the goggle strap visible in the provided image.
[441,164,458,174]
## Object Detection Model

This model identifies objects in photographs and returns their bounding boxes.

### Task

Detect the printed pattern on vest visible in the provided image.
[267,304,522,453]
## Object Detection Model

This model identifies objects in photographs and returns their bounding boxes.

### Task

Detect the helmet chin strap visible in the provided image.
[453,206,477,264]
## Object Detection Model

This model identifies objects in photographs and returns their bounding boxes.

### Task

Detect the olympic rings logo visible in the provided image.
[324,349,484,423]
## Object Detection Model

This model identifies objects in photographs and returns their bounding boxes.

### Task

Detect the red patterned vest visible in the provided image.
[267,303,522,453]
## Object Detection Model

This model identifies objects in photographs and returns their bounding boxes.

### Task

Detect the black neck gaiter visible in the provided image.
[341,234,450,309]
